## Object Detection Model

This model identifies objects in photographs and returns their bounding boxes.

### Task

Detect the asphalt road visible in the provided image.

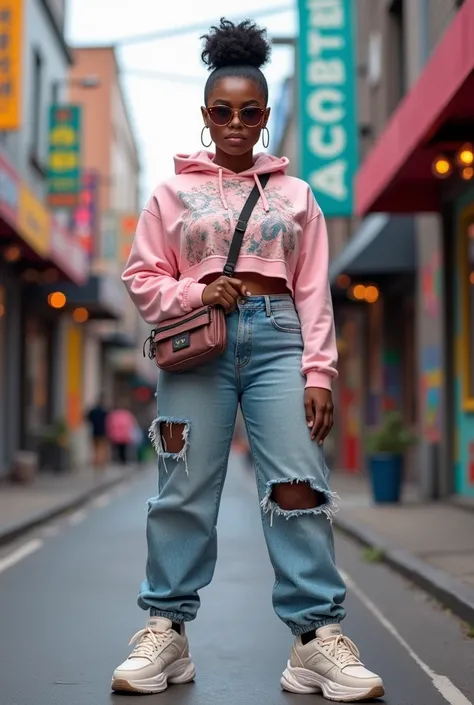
[0,458,473,705]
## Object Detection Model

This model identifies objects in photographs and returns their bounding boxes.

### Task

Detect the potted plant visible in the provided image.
[38,420,71,473]
[366,410,416,504]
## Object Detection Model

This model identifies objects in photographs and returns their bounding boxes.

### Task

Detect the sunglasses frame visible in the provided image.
[207,105,266,129]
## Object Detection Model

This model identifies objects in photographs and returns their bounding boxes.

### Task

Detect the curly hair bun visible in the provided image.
[201,18,271,71]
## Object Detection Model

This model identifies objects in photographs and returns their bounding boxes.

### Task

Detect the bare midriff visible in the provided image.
[201,272,291,296]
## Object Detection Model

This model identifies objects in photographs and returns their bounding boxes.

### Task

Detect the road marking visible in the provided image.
[69,510,87,525]
[340,569,472,705]
[92,493,111,509]
[0,539,43,575]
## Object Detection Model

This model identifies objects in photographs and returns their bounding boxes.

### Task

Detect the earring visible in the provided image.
[262,126,270,149]
[201,126,212,148]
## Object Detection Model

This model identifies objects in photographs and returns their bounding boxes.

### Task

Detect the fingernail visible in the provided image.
[307,422,313,427]
[318,441,323,446]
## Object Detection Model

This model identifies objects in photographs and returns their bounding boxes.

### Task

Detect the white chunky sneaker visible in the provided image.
[281,624,384,702]
[111,617,196,694]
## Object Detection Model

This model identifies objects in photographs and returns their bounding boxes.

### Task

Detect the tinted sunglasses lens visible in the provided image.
[209,107,232,125]
[241,107,263,126]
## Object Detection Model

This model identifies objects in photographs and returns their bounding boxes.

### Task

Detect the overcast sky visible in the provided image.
[66,0,296,205]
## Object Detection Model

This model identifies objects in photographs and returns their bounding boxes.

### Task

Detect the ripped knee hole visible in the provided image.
[271,481,326,510]
[160,422,186,454]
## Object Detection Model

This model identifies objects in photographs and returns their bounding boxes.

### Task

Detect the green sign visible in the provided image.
[47,104,81,208]
[298,0,357,216]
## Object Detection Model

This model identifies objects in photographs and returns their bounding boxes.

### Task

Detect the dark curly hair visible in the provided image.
[201,18,271,105]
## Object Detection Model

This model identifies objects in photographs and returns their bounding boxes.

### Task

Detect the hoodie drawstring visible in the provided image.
[254,173,270,212]
[218,168,270,218]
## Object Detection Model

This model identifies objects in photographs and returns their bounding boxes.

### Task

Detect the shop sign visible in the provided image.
[47,104,82,208]
[0,153,19,223]
[298,0,358,216]
[18,185,50,256]
[50,217,89,285]
[71,170,99,256]
[0,0,23,130]
[119,213,138,263]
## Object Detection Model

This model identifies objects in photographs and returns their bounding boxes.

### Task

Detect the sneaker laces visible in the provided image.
[128,627,171,660]
[320,634,362,668]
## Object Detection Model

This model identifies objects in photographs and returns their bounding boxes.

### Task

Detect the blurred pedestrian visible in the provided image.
[86,395,109,471]
[106,403,138,465]
[112,18,384,702]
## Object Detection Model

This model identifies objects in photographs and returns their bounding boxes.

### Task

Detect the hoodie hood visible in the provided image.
[174,151,289,178]
[174,151,289,213]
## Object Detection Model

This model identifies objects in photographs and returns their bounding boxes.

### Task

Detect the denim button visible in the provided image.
[238,297,246,305]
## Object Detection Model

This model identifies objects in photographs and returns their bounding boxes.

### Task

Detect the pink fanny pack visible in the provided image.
[143,173,270,373]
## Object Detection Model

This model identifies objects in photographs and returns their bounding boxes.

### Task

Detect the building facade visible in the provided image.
[0,0,89,477]
[274,0,471,497]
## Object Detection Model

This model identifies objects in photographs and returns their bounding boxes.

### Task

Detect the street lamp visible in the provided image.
[51,75,101,104]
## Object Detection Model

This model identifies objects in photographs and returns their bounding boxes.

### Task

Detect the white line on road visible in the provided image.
[340,569,472,705]
[0,539,43,575]
[91,493,111,509]
[69,510,87,525]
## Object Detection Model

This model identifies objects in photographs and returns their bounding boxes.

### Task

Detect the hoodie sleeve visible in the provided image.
[122,201,206,324]
[293,197,338,391]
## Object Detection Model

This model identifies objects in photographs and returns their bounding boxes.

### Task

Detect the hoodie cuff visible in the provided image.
[305,371,333,391]
[184,282,206,311]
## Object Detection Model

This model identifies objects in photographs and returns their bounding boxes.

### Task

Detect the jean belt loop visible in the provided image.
[264,295,271,317]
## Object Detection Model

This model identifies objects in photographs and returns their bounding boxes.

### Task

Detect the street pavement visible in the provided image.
[0,458,473,705]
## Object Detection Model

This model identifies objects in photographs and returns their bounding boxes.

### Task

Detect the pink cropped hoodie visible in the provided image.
[122,151,338,390]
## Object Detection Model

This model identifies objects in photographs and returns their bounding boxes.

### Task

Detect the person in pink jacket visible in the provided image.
[106,406,137,465]
[112,18,384,702]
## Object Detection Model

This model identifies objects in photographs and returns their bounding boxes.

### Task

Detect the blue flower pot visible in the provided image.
[368,453,403,504]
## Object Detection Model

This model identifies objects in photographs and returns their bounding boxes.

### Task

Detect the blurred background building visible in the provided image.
[274,0,473,501]
[0,0,154,477]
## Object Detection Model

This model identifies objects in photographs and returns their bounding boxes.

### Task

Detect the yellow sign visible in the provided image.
[18,186,50,256]
[0,0,23,130]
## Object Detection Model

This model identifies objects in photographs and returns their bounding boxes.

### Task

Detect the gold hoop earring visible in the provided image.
[262,126,270,149]
[201,126,212,148]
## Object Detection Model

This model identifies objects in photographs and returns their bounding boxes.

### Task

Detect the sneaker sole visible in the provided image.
[111,658,196,694]
[281,664,385,702]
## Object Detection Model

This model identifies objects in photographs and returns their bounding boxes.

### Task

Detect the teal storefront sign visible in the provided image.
[298,0,357,216]
[47,104,82,209]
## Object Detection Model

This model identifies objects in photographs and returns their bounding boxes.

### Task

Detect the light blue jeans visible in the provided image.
[140,295,346,635]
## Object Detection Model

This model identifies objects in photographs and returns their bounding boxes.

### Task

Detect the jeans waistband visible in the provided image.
[236,294,295,313]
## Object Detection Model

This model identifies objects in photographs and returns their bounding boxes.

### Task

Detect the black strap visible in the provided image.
[222,173,271,277]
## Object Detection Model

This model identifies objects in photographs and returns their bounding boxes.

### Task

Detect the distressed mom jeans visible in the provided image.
[140,295,346,635]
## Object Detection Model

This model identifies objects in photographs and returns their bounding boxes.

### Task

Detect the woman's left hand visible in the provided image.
[304,387,334,445]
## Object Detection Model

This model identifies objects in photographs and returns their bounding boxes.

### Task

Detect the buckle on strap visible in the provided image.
[223,263,234,276]
[235,219,247,233]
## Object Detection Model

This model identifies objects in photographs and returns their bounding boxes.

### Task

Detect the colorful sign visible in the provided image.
[47,104,82,208]
[0,153,19,223]
[119,213,138,263]
[50,216,88,285]
[18,185,50,256]
[72,170,99,255]
[0,0,23,130]
[298,0,358,216]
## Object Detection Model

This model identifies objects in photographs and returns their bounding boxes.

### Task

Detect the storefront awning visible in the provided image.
[356,0,474,215]
[329,215,415,283]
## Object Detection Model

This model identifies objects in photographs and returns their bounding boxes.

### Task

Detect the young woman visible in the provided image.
[113,18,384,702]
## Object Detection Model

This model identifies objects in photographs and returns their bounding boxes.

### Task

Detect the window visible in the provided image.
[387,0,405,111]
[460,212,474,408]
[30,50,44,171]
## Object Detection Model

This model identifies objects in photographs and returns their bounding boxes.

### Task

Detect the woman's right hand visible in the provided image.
[202,276,249,310]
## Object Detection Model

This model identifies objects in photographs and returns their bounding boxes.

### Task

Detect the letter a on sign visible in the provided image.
[310,160,348,201]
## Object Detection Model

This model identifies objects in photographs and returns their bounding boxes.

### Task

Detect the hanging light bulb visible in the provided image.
[457,143,474,167]
[432,155,452,179]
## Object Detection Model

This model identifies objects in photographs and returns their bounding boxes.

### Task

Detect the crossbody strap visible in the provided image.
[222,173,271,277]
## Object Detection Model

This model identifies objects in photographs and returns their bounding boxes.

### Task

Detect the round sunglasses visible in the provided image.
[207,105,265,128]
